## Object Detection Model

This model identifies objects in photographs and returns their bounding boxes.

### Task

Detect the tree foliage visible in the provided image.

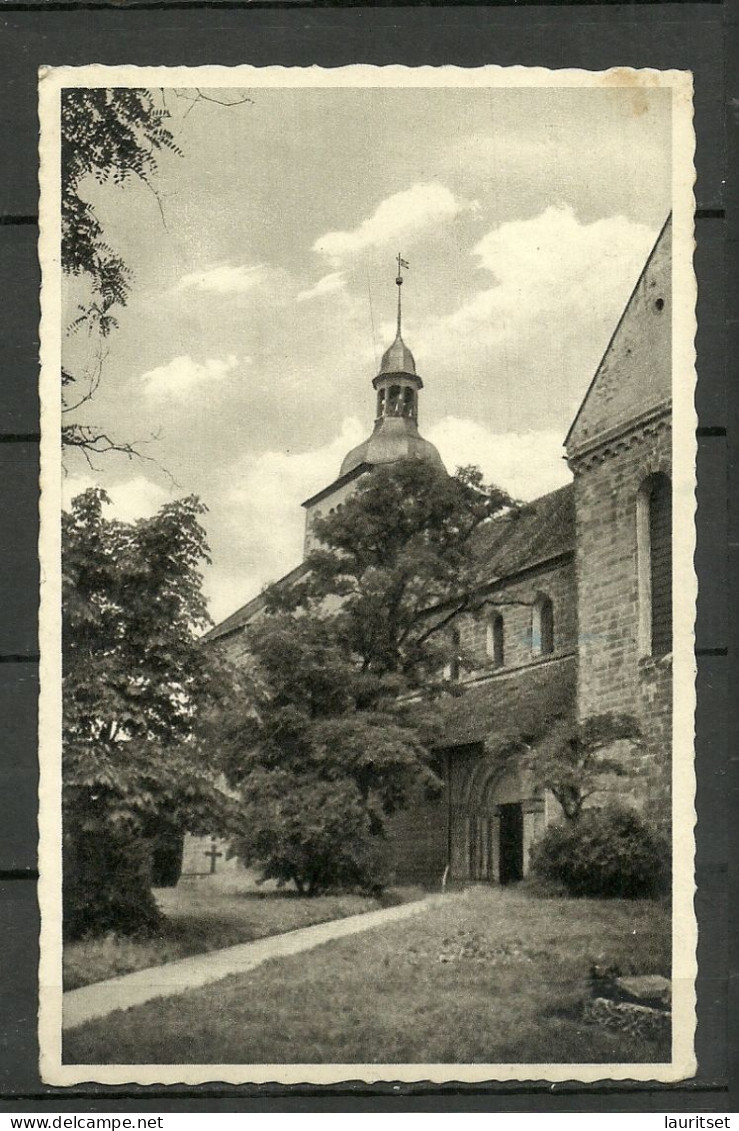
[62,488,233,936]
[268,461,514,682]
[216,612,442,894]
[61,89,181,458]
[493,707,642,822]
[529,803,669,898]
[219,461,512,892]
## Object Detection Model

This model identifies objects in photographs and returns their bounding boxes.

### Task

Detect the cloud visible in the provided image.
[175,262,268,295]
[208,418,365,621]
[296,272,347,303]
[313,183,478,263]
[205,415,572,622]
[418,206,659,429]
[63,474,170,524]
[141,354,242,400]
[470,204,653,295]
[446,205,656,341]
[426,417,572,501]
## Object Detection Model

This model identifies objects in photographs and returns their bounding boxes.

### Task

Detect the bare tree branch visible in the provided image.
[174,88,254,110]
[62,424,181,489]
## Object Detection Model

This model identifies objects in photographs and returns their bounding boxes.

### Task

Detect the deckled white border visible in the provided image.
[38,63,697,1087]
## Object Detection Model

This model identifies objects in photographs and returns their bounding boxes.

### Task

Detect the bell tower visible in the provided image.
[372,255,422,425]
[338,256,446,478]
[302,256,446,555]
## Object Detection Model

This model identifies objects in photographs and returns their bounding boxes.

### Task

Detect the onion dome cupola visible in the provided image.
[340,256,446,477]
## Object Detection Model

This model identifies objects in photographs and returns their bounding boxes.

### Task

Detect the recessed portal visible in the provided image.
[498,803,524,884]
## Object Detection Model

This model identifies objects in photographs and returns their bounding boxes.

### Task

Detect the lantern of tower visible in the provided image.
[339,256,446,476]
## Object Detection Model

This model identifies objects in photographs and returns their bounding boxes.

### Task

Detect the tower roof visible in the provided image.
[340,255,446,479]
[377,253,417,377]
[378,332,416,377]
[340,420,446,477]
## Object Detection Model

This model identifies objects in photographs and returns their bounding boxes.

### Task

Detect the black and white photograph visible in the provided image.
[37,64,697,1085]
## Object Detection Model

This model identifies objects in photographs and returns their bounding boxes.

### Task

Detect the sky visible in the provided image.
[62,79,672,623]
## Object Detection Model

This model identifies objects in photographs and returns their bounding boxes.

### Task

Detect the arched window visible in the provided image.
[376,388,386,418]
[445,626,461,682]
[486,613,505,667]
[403,387,415,418]
[388,385,401,415]
[637,473,672,656]
[532,595,554,656]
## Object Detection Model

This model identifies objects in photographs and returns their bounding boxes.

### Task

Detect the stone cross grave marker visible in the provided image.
[204,839,223,875]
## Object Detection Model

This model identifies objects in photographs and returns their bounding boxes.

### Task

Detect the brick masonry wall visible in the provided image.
[303,472,367,556]
[217,623,258,667]
[572,415,672,821]
[455,557,578,677]
[384,801,448,885]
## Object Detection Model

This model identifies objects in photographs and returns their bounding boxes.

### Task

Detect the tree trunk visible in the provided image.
[63,817,162,939]
[150,824,185,887]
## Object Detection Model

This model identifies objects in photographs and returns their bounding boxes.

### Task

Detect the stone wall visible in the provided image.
[571,414,672,821]
[384,800,447,885]
[303,471,368,556]
[454,557,578,678]
[567,218,671,451]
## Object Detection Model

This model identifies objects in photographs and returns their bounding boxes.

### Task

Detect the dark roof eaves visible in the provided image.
[477,548,574,591]
[301,463,372,509]
[470,483,574,575]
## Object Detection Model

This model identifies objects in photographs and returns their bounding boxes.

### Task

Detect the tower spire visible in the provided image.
[334,254,446,479]
[395,253,409,338]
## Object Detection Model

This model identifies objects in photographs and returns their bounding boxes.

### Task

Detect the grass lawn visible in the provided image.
[64,885,671,1065]
[64,871,423,991]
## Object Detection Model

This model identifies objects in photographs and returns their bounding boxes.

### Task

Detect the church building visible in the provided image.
[203,218,673,887]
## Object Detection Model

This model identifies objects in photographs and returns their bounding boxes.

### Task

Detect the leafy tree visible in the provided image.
[217,612,441,894]
[234,769,390,896]
[62,89,182,460]
[493,708,642,823]
[62,488,233,936]
[219,461,513,892]
[61,88,253,461]
[269,461,514,681]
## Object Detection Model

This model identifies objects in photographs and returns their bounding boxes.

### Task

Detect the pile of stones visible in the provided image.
[583,966,672,1038]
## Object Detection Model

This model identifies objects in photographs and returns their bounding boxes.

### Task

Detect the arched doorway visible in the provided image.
[451,754,544,884]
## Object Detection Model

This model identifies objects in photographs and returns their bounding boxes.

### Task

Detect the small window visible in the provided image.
[388,385,402,415]
[637,473,672,656]
[532,595,554,656]
[486,613,505,667]
[444,626,461,682]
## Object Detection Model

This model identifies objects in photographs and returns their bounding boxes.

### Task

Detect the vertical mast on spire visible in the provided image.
[395,253,409,338]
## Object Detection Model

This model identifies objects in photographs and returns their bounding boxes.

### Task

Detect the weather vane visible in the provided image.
[396,253,410,285]
[395,254,409,336]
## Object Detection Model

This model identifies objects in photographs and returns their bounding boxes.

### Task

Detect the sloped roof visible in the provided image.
[439,653,576,747]
[201,561,309,644]
[471,483,574,583]
[205,484,575,644]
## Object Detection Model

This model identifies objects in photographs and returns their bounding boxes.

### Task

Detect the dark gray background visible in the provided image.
[0,2,730,1109]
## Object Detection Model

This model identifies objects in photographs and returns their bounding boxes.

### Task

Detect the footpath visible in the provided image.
[63,896,438,1030]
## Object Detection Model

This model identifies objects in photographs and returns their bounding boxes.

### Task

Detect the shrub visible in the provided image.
[530,804,669,899]
[232,769,392,896]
